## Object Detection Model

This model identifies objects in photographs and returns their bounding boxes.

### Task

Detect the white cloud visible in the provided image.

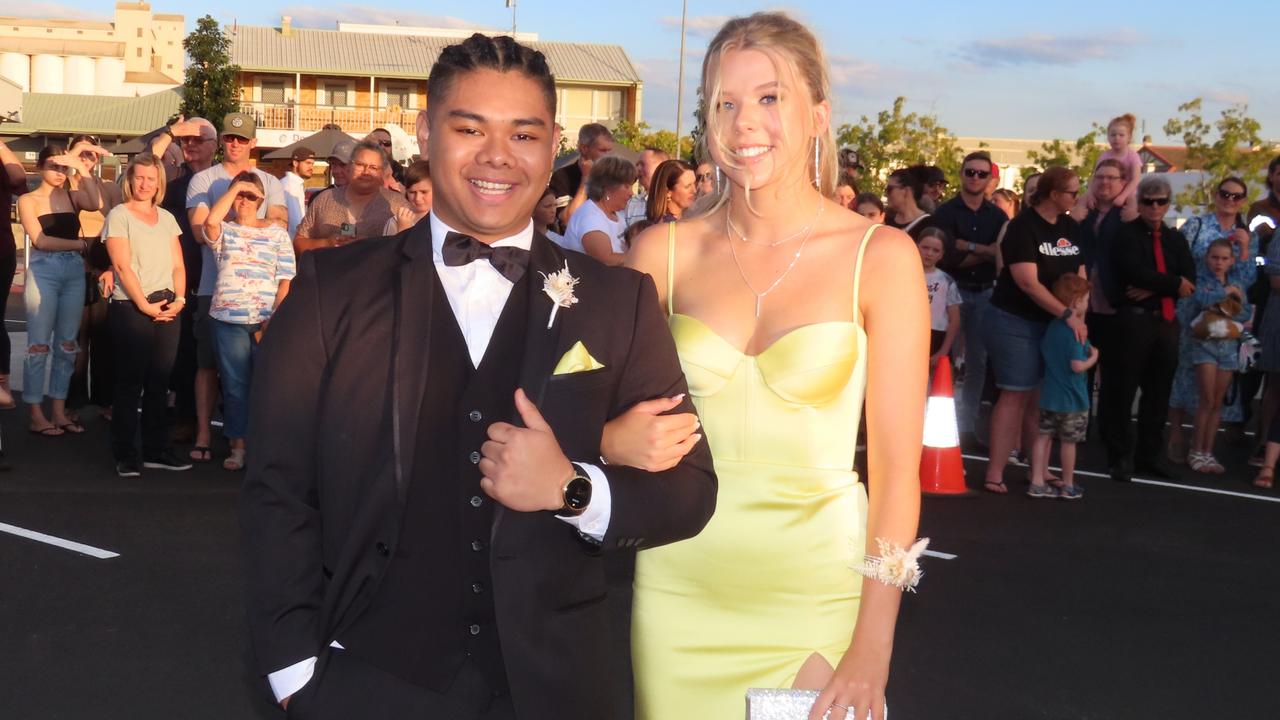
[657,15,732,38]
[962,29,1144,67]
[282,5,487,30]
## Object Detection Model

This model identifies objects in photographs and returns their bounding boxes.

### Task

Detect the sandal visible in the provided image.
[1253,467,1274,489]
[189,446,213,463]
[29,425,65,437]
[983,479,1009,494]
[56,422,86,434]
[223,448,246,471]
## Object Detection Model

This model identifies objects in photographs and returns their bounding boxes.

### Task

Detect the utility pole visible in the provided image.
[674,0,687,157]
[506,0,517,36]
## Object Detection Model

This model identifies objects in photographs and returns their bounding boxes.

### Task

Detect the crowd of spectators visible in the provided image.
[4,107,1280,494]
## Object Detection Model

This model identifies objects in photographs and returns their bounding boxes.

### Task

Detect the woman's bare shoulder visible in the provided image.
[625,212,719,274]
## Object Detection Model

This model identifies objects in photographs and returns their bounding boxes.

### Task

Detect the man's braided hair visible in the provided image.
[427,34,557,117]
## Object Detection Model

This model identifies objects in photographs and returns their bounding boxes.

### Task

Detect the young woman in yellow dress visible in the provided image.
[608,12,927,720]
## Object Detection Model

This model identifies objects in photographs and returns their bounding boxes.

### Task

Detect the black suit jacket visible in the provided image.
[239,223,717,717]
[1111,218,1196,311]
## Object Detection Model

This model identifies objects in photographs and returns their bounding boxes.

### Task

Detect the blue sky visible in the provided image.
[31,1,1280,144]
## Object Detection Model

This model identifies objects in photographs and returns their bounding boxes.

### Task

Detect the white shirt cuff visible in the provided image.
[266,641,344,703]
[556,463,611,541]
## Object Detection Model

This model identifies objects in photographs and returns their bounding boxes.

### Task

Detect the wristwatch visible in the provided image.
[558,463,593,517]
[1060,307,1073,321]
[161,124,174,138]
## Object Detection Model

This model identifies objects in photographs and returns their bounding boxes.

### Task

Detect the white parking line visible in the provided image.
[960,454,1280,504]
[0,522,121,559]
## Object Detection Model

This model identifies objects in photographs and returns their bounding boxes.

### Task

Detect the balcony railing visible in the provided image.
[239,101,418,136]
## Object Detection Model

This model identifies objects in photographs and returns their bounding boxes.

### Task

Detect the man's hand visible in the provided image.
[1177,278,1196,298]
[170,118,201,138]
[478,388,573,513]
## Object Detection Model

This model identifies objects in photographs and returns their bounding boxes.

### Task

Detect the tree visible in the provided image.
[180,16,240,133]
[1163,98,1271,210]
[834,96,963,196]
[1022,124,1104,187]
[612,120,694,160]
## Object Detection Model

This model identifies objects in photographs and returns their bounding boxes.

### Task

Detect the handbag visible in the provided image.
[745,688,886,719]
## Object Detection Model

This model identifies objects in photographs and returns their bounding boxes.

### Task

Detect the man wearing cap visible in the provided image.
[295,140,409,254]
[283,147,316,238]
[185,112,287,460]
[326,139,354,191]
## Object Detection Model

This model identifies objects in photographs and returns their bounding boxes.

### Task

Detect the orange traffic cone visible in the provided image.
[921,357,971,496]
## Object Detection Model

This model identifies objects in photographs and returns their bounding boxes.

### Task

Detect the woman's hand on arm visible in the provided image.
[1010,262,1080,340]
[601,396,701,472]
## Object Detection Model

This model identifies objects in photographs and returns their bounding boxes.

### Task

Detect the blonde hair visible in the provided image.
[697,12,838,215]
[123,153,167,205]
[1108,113,1137,135]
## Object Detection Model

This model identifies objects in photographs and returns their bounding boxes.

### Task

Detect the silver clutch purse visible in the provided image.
[745,689,886,719]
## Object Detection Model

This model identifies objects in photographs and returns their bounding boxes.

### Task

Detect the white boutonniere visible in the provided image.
[540,261,579,329]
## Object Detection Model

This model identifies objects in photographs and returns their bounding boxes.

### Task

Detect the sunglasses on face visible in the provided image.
[79,151,98,161]
[236,191,262,201]
[1139,197,1170,207]
[180,136,211,145]
[1056,188,1080,198]
[1094,174,1122,182]
[1219,189,1246,202]
[223,136,251,145]
[696,173,712,182]
[378,141,392,148]
[962,168,991,179]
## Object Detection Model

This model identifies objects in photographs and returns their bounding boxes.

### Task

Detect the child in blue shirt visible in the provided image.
[1030,274,1099,499]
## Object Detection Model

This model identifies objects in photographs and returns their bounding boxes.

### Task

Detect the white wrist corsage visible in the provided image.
[856,537,929,592]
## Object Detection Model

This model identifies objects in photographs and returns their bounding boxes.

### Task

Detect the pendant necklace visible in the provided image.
[726,200,825,317]
[727,197,824,247]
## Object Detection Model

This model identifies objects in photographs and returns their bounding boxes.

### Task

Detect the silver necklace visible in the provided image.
[727,198,824,247]
[726,202,824,317]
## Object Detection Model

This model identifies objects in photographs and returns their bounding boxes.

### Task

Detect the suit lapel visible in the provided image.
[391,221,437,501]
[516,233,571,412]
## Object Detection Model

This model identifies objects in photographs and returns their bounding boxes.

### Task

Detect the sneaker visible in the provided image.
[142,450,193,472]
[116,460,141,478]
[1248,447,1265,468]
[1059,485,1084,500]
[1009,450,1029,467]
[1027,483,1059,499]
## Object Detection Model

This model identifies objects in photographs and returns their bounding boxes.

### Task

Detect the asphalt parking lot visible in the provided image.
[2,380,1278,719]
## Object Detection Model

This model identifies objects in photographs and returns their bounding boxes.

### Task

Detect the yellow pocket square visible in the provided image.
[553,341,606,375]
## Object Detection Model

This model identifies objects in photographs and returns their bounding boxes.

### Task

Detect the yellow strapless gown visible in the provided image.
[632,225,875,718]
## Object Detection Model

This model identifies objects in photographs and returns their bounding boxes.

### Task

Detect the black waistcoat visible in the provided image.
[341,271,529,693]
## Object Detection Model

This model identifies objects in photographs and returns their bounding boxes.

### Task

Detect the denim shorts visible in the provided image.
[1188,337,1240,372]
[984,304,1048,391]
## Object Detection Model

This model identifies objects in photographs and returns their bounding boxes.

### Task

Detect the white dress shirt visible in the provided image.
[267,212,613,703]
[281,171,306,238]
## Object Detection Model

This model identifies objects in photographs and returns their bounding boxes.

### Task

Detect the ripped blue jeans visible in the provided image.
[23,250,85,404]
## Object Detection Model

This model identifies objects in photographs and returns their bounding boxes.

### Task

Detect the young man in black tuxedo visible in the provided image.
[240,34,717,719]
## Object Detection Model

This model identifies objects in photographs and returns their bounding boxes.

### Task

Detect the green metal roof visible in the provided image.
[0,88,181,137]
[230,25,642,85]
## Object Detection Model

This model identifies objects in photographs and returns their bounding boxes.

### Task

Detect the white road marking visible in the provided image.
[922,549,957,560]
[960,454,1280,504]
[0,522,121,559]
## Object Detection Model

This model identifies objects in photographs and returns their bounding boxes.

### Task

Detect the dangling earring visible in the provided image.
[714,166,722,192]
[813,137,821,187]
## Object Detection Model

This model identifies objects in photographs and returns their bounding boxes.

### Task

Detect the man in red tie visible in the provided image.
[1105,175,1197,482]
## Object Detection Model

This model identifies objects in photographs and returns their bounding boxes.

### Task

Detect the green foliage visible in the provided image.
[179,16,240,133]
[833,97,963,196]
[1163,98,1270,211]
[1021,124,1104,189]
[612,120,694,161]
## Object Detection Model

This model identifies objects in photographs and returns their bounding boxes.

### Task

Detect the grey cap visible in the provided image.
[328,139,355,164]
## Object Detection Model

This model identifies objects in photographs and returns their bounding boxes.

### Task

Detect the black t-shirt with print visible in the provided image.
[991,208,1083,321]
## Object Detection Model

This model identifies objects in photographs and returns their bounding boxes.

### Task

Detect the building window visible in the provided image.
[321,83,352,107]
[136,28,143,38]
[384,85,412,110]
[166,64,174,70]
[136,47,143,58]
[260,80,286,104]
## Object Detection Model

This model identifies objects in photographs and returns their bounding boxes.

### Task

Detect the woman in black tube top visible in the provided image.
[15,145,102,436]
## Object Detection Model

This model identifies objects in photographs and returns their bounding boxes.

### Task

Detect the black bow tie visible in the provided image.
[441,231,530,283]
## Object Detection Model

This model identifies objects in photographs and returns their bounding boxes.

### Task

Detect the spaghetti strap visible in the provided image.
[851,223,878,326]
[666,222,677,316]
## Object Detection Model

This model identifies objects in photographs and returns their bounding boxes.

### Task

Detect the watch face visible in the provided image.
[565,476,592,511]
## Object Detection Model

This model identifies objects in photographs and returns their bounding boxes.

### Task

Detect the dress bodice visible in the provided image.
[664,222,873,473]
